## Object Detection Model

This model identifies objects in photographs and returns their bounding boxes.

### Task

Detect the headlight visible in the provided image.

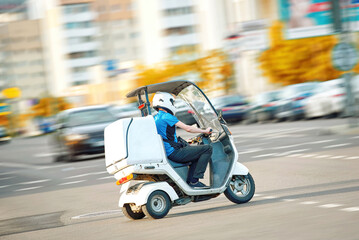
[65,134,89,142]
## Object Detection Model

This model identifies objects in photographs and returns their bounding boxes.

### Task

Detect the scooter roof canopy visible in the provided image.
[126,80,194,98]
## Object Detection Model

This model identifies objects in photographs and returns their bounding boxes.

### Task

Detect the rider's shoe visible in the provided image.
[189,181,210,189]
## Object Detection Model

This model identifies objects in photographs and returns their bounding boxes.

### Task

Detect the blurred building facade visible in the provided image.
[0,0,283,110]
[0,20,48,99]
[60,0,100,86]
[223,0,279,97]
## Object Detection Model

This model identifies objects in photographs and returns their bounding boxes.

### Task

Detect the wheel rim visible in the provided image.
[150,195,167,213]
[229,176,251,197]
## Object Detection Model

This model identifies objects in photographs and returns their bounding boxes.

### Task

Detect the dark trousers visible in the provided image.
[168,145,212,183]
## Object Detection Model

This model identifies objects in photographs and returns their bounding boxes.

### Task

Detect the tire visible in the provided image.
[142,190,171,219]
[224,173,255,204]
[122,204,145,220]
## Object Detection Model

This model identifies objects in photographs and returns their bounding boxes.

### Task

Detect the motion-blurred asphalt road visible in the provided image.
[1,118,359,240]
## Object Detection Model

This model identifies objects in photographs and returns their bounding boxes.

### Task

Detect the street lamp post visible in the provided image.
[331,0,359,128]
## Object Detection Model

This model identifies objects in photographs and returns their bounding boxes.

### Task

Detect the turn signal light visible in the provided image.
[138,103,145,109]
[116,174,134,185]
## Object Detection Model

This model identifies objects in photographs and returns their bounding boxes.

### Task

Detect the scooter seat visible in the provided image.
[168,160,191,168]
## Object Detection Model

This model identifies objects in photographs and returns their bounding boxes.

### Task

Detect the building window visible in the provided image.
[69,51,96,59]
[130,32,139,38]
[67,36,94,44]
[65,21,93,29]
[63,3,90,15]
[73,67,87,73]
[164,26,195,36]
[164,6,194,16]
[72,80,88,86]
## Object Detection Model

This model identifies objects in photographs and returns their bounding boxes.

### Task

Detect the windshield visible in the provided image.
[177,85,223,138]
[211,95,246,107]
[112,103,138,113]
[255,91,281,104]
[282,83,318,99]
[67,108,116,127]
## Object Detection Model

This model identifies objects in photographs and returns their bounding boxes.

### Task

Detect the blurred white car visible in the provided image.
[111,103,141,119]
[305,79,346,118]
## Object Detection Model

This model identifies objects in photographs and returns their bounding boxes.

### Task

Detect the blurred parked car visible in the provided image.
[275,82,319,121]
[174,99,197,125]
[0,126,11,144]
[50,105,117,162]
[211,95,249,123]
[247,90,281,123]
[111,103,141,119]
[305,79,346,119]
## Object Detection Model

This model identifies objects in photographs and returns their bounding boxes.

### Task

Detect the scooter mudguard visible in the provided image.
[118,181,179,207]
[231,161,249,176]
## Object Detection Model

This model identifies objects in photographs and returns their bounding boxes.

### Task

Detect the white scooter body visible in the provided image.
[104,80,255,219]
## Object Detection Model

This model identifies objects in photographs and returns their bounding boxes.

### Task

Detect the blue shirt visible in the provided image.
[154,110,179,156]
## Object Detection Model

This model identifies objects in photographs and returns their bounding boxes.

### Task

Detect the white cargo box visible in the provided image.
[105,115,164,175]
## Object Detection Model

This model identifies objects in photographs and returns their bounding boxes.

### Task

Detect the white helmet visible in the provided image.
[152,92,177,115]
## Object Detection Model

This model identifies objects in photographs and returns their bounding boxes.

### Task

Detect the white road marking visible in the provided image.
[61,164,104,172]
[324,143,351,149]
[59,180,86,186]
[252,153,277,159]
[97,176,113,180]
[299,154,317,158]
[18,179,50,185]
[15,186,43,192]
[0,185,10,189]
[330,156,346,159]
[300,201,318,205]
[71,210,123,220]
[314,155,331,159]
[0,176,14,181]
[273,144,305,150]
[65,171,107,179]
[309,139,335,144]
[262,196,277,199]
[276,149,309,157]
[253,193,263,197]
[319,204,342,208]
[341,207,359,212]
[351,136,359,139]
[345,156,359,160]
[36,164,68,170]
[34,153,56,158]
[282,199,296,202]
[239,148,264,154]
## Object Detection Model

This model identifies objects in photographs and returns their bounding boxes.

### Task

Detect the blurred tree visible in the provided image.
[258,21,349,86]
[31,97,72,117]
[0,115,9,126]
[134,50,234,93]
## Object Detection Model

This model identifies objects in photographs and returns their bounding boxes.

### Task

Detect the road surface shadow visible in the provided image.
[0,211,65,237]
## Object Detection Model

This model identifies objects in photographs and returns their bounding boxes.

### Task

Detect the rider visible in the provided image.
[152,92,213,189]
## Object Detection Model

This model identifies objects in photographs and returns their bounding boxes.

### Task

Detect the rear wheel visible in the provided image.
[224,173,255,204]
[122,204,145,220]
[142,190,171,219]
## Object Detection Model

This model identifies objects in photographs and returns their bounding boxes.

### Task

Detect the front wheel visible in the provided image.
[142,190,171,219]
[224,173,255,204]
[122,204,145,220]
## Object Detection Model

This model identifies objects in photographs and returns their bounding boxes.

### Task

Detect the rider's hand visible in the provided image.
[204,127,212,134]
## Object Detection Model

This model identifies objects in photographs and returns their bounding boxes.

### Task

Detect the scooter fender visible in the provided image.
[118,181,179,207]
[231,161,249,176]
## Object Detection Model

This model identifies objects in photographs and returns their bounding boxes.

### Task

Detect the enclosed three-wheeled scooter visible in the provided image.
[105,80,255,219]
